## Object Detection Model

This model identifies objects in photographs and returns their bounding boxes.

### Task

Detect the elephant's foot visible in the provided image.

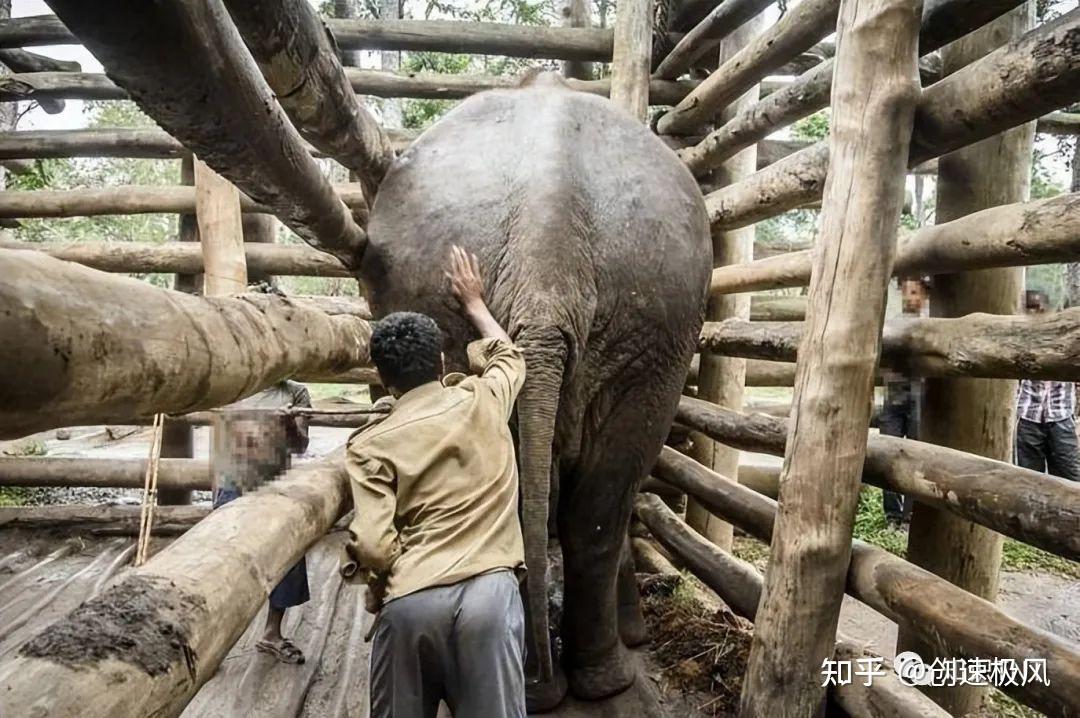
[526,668,568,714]
[568,642,636,701]
[618,598,648,647]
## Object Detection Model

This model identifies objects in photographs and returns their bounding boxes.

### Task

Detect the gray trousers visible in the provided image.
[370,570,526,718]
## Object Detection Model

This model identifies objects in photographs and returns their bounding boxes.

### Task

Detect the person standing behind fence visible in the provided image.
[1015,290,1080,483]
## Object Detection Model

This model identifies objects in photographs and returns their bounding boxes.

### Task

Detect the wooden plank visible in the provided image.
[194,158,247,296]
[0,458,210,491]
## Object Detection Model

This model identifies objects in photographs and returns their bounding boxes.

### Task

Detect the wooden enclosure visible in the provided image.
[0,1,1078,716]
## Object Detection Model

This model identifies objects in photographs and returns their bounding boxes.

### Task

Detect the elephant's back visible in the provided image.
[363,75,710,345]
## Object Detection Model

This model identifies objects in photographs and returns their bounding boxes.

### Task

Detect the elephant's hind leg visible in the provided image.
[617,535,648,647]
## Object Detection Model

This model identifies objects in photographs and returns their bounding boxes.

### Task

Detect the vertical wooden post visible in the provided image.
[898,5,1035,714]
[738,0,921,714]
[159,152,200,506]
[686,14,766,551]
[560,0,595,80]
[194,156,247,297]
[379,0,403,130]
[609,0,653,120]
[241,214,277,286]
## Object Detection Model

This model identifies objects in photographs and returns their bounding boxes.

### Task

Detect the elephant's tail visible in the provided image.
[515,324,567,697]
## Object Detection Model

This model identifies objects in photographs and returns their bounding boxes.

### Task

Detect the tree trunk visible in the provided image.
[635,493,952,718]
[650,449,1080,718]
[378,0,402,130]
[652,0,772,80]
[609,0,652,120]
[44,0,367,268]
[0,250,371,439]
[710,192,1080,294]
[0,455,349,717]
[678,0,1026,174]
[559,0,594,80]
[704,7,1080,231]
[0,457,209,491]
[223,0,393,206]
[739,1,920,713]
[194,157,247,297]
[1066,139,1080,307]
[687,13,763,551]
[676,396,1080,560]
[656,0,840,136]
[899,6,1036,714]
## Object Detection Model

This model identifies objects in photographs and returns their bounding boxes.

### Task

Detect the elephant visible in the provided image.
[359,71,711,709]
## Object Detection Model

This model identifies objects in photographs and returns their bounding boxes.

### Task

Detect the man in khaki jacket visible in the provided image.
[345,246,527,718]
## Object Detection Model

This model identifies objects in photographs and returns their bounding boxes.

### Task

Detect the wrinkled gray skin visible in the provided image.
[360,72,710,708]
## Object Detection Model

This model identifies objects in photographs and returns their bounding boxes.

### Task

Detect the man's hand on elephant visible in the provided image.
[446,245,485,312]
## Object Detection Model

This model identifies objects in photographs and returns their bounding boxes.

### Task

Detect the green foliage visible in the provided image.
[982,689,1043,718]
[0,487,28,507]
[791,110,830,142]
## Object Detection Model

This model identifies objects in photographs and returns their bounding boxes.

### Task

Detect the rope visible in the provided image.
[135,413,165,566]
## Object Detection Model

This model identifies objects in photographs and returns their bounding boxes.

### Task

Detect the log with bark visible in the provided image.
[710,192,1080,295]
[656,0,840,136]
[224,0,393,206]
[652,0,773,80]
[194,158,247,296]
[0,454,350,717]
[44,1,367,268]
[699,309,1080,380]
[0,239,352,277]
[738,0,920,710]
[0,14,71,47]
[648,450,1080,718]
[0,458,210,491]
[1039,111,1080,135]
[559,0,594,80]
[0,504,209,535]
[0,250,371,439]
[704,7,1080,231]
[0,47,76,113]
[678,0,1026,175]
[676,396,1080,561]
[0,183,366,218]
[634,493,951,718]
[608,0,652,120]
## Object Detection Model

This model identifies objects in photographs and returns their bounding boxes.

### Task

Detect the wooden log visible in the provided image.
[900,7,1036,713]
[704,7,1080,231]
[0,70,124,101]
[652,0,773,81]
[747,294,805,321]
[0,183,366,218]
[700,309,1080,381]
[45,1,367,269]
[0,504,209,534]
[710,192,1080,295]
[224,0,393,205]
[656,0,839,136]
[194,158,247,296]
[328,17,614,61]
[649,450,1080,718]
[678,0,1026,174]
[1039,111,1080,136]
[676,396,1080,561]
[559,0,594,80]
[0,14,72,47]
[635,493,951,718]
[609,0,652,120]
[0,249,370,439]
[0,455,349,717]
[0,48,74,114]
[739,1,919,712]
[0,458,210,491]
[686,15,764,550]
[242,213,277,285]
[0,239,351,277]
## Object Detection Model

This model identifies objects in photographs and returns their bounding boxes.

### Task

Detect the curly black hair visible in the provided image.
[370,312,443,393]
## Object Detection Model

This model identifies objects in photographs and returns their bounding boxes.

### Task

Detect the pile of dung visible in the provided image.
[640,573,754,716]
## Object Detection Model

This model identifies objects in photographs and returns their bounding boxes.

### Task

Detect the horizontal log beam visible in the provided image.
[0,127,416,160]
[652,0,772,80]
[0,454,350,716]
[0,15,71,48]
[700,308,1080,380]
[0,250,370,439]
[329,17,614,61]
[656,0,839,135]
[0,504,209,534]
[705,8,1080,230]
[0,457,209,491]
[0,184,365,219]
[0,48,76,113]
[46,1,367,267]
[1039,111,1080,135]
[677,0,1027,174]
[650,447,1080,718]
[710,192,1080,295]
[0,239,351,277]
[633,493,951,718]
[675,396,1080,561]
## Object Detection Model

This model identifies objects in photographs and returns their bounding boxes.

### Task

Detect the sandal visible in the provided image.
[256,637,306,665]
